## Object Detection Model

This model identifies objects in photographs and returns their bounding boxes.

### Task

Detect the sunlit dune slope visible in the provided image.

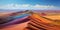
[44,15,60,20]
[27,13,60,30]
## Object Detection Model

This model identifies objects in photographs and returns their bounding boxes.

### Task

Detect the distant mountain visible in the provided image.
[0,9,23,12]
[33,10,60,13]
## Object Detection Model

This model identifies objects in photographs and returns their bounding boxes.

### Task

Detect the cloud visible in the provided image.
[0,4,60,10]
[31,4,56,10]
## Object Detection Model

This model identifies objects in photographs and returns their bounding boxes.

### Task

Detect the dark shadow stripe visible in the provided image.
[40,16,53,21]
[30,16,56,27]
[28,23,46,30]
[31,20,48,28]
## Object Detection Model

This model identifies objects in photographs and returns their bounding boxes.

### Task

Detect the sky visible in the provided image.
[0,0,60,10]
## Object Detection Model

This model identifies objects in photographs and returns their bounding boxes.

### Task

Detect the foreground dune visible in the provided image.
[27,13,60,30]
[0,21,29,30]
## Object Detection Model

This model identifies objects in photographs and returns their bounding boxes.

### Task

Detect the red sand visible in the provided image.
[0,21,30,30]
